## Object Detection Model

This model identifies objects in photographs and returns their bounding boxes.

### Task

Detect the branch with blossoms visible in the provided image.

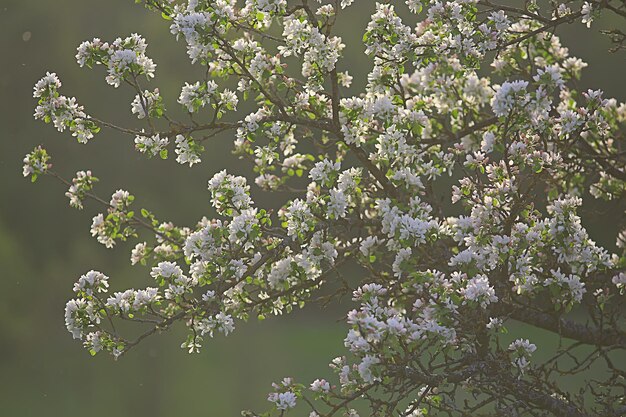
[24,0,626,416]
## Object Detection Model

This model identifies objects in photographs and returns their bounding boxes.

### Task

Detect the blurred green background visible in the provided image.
[0,1,624,416]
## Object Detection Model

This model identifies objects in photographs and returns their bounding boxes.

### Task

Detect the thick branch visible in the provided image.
[495,302,626,348]
[501,377,588,417]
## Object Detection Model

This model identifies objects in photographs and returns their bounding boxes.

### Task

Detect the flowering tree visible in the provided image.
[23,0,626,415]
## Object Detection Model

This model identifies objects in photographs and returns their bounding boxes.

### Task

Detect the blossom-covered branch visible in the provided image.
[24,0,626,415]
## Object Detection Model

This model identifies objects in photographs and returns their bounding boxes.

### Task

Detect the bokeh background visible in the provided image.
[0,1,624,416]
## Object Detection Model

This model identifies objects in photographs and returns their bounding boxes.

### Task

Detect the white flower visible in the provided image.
[106,289,136,313]
[357,355,380,382]
[110,189,131,209]
[492,80,529,116]
[32,73,93,140]
[178,81,216,112]
[174,135,201,166]
[202,290,216,302]
[406,0,422,13]
[84,331,103,353]
[255,173,280,190]
[490,11,510,31]
[386,316,406,335]
[133,287,159,309]
[254,0,287,13]
[151,261,184,280]
[509,339,537,372]
[268,391,297,410]
[309,159,340,185]
[338,71,353,87]
[562,57,588,75]
[76,38,108,66]
[219,89,238,110]
[131,89,161,119]
[98,34,155,88]
[461,274,498,308]
[198,312,236,337]
[208,170,252,212]
[480,131,496,153]
[337,168,361,192]
[65,170,97,209]
[184,223,222,262]
[90,213,114,248]
[135,133,169,158]
[328,188,348,218]
[284,199,312,237]
[392,247,412,277]
[613,272,626,288]
[228,208,259,244]
[341,0,354,8]
[557,110,581,135]
[534,65,564,88]
[360,236,380,257]
[33,72,61,98]
[73,270,109,296]
[486,317,503,330]
[23,146,51,179]
[581,2,593,28]
[267,257,293,288]
[310,379,330,392]
[65,298,91,339]
[544,269,586,305]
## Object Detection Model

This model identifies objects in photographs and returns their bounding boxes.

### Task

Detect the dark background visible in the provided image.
[0,1,624,416]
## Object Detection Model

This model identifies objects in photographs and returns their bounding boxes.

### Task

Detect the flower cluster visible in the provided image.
[280,14,345,84]
[174,135,203,166]
[22,146,51,182]
[208,170,252,214]
[267,378,298,411]
[509,338,537,373]
[76,34,156,88]
[131,88,164,119]
[134,133,169,159]
[33,72,99,143]
[65,170,98,209]
[90,189,136,248]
